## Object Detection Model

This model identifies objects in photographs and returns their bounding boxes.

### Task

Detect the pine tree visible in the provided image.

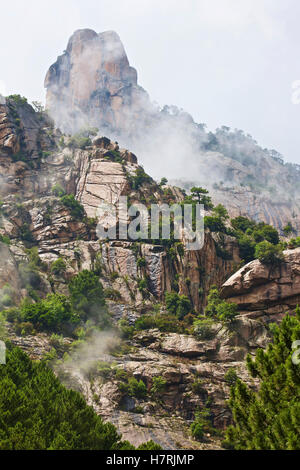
[223,307,300,450]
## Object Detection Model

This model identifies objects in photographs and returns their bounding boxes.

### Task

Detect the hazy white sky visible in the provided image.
[1,0,300,163]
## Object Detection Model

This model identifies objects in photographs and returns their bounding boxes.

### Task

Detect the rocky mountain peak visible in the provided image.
[45,29,148,136]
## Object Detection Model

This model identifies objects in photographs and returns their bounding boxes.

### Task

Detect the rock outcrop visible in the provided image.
[221,248,300,319]
[45,29,152,136]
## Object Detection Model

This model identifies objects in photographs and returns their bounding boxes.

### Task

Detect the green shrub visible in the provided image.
[205,286,238,322]
[283,222,294,236]
[0,234,10,245]
[159,177,168,187]
[193,318,215,340]
[288,237,300,249]
[151,376,167,397]
[52,184,66,197]
[137,441,162,450]
[231,218,281,264]
[119,377,147,399]
[128,378,147,398]
[51,258,67,276]
[118,319,134,339]
[137,278,147,293]
[68,270,108,325]
[165,292,192,319]
[190,408,214,441]
[19,223,35,243]
[129,168,153,190]
[252,224,279,245]
[224,368,238,386]
[190,421,205,440]
[97,361,113,379]
[135,313,186,333]
[236,234,256,263]
[192,379,206,396]
[255,241,284,265]
[8,94,28,105]
[16,322,35,336]
[104,288,122,301]
[49,333,65,349]
[137,257,146,268]
[26,247,46,270]
[110,271,119,281]
[204,216,226,233]
[60,195,85,219]
[5,307,20,323]
[231,216,256,233]
[21,294,78,331]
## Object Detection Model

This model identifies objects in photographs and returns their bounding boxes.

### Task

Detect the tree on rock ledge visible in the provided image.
[223,308,300,450]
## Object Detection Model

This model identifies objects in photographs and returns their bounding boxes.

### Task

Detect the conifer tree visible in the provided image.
[223,307,300,450]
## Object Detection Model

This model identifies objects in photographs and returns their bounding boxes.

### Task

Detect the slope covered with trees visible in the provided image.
[0,345,160,450]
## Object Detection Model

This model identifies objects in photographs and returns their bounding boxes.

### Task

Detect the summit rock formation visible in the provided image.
[45,29,300,234]
[45,29,152,136]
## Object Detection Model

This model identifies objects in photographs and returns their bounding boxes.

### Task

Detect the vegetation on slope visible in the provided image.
[223,308,300,450]
[0,345,161,450]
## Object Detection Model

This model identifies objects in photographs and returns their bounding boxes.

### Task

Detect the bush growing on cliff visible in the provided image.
[255,241,284,265]
[19,223,35,243]
[230,217,281,264]
[60,194,85,220]
[190,408,215,441]
[52,184,66,197]
[288,237,300,249]
[129,167,153,190]
[68,270,109,326]
[193,318,215,340]
[0,234,10,245]
[20,294,78,331]
[224,368,238,386]
[223,307,300,450]
[134,312,188,333]
[151,376,167,397]
[51,258,67,276]
[165,292,192,319]
[67,127,98,150]
[283,222,294,236]
[118,377,147,399]
[8,94,28,106]
[231,216,256,233]
[205,286,238,323]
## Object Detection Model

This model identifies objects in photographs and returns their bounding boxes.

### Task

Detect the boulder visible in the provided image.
[221,248,300,316]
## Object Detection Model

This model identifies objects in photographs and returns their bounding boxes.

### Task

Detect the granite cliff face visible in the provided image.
[45,29,300,234]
